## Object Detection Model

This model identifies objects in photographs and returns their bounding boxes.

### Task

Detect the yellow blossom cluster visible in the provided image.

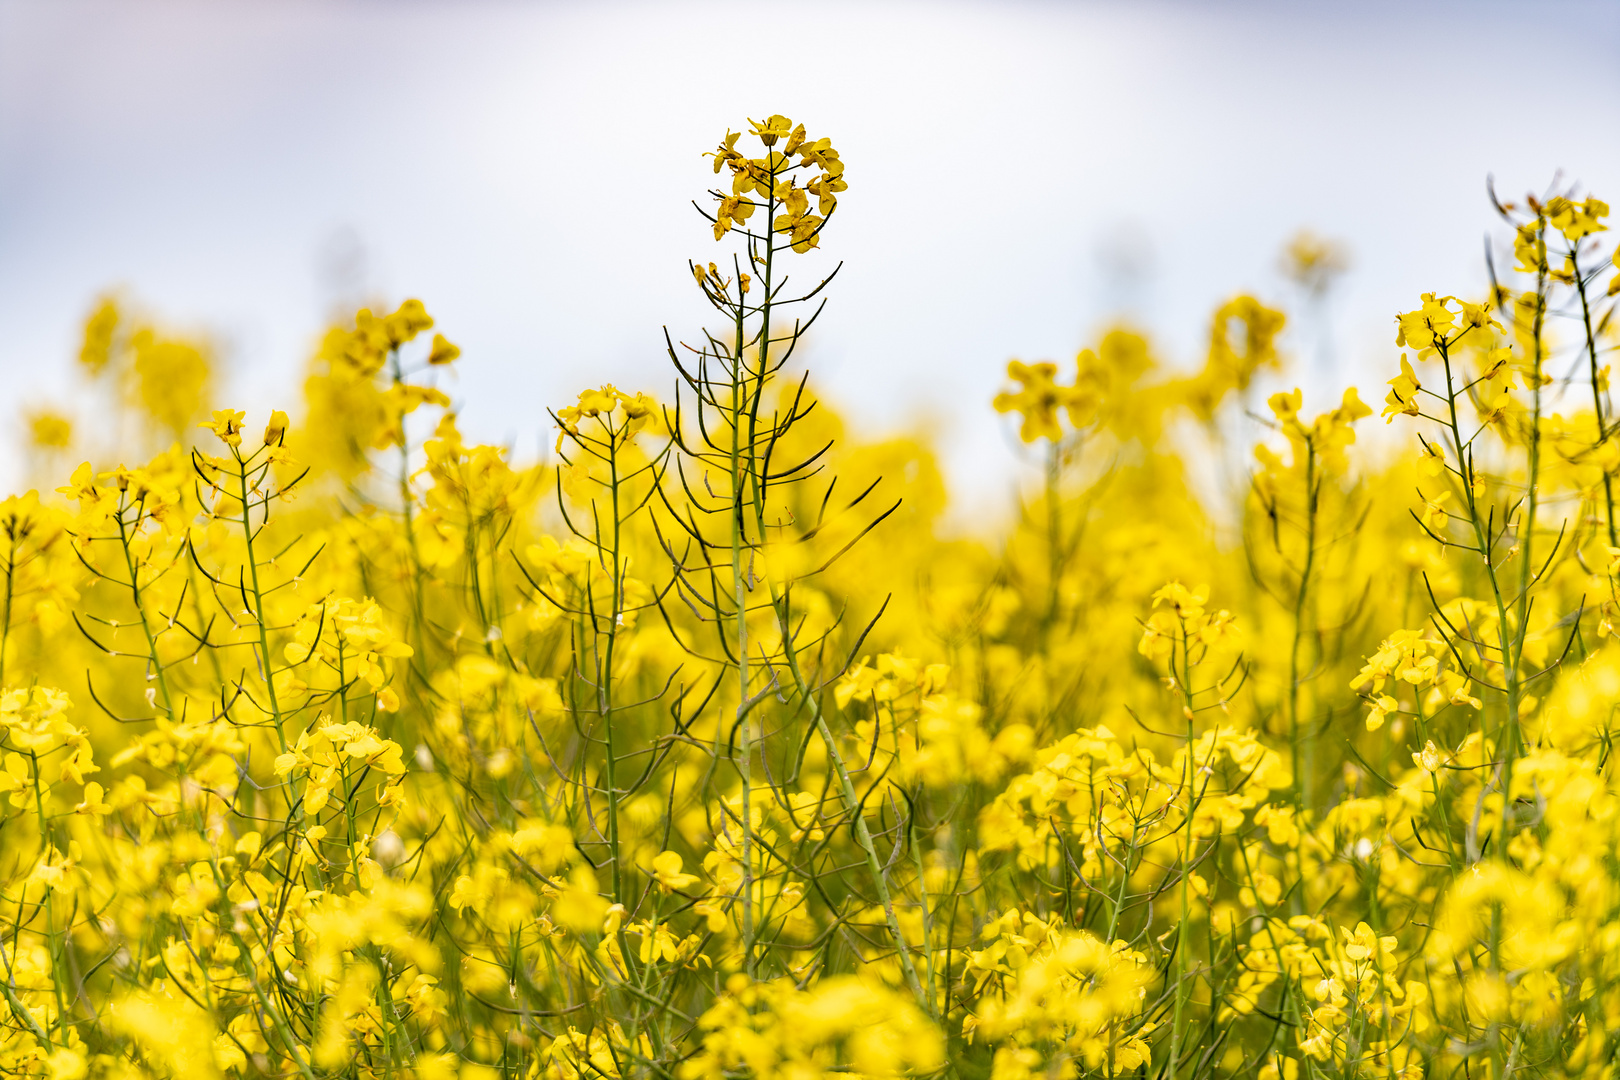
[5,121,1620,1080]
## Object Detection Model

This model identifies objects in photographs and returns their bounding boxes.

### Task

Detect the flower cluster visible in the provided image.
[707,114,846,252]
[6,124,1620,1080]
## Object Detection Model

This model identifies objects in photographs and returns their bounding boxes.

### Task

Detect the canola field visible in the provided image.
[1,115,1619,1080]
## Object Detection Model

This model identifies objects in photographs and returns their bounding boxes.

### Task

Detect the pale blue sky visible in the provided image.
[2,0,1617,508]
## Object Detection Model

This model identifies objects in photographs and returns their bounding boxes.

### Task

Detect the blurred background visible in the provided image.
[2,0,1618,517]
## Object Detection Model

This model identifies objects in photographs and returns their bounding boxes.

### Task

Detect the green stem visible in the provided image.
[1043,439,1062,651]
[116,498,173,716]
[235,452,289,754]
[601,426,625,905]
[1572,247,1617,547]
[1290,441,1318,815]
[906,797,937,1015]
[1166,632,1198,1080]
[729,226,757,978]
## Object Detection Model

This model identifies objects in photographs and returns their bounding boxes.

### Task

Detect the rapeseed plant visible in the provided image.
[1,117,1619,1080]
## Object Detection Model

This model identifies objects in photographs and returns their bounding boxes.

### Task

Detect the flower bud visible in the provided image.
[428,333,460,366]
